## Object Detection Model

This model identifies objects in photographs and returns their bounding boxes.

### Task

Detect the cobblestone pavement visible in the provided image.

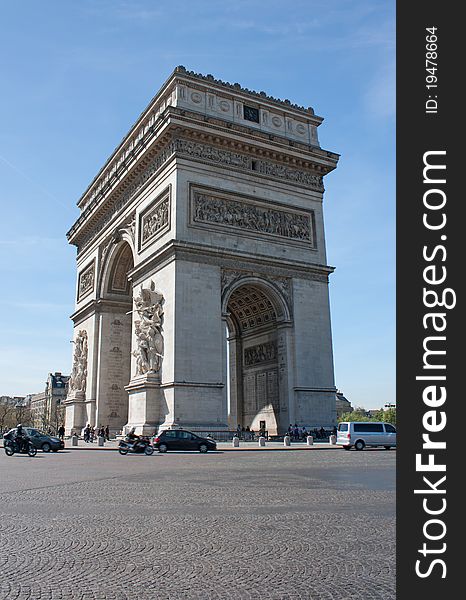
[0,448,395,600]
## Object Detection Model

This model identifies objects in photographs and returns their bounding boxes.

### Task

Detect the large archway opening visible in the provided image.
[225,281,290,437]
[96,241,134,434]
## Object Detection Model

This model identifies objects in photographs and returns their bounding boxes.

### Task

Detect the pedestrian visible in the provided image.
[105,425,110,441]
[83,424,90,443]
[58,424,65,441]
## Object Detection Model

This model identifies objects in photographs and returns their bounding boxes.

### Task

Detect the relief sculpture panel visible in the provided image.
[77,261,95,301]
[191,188,314,245]
[140,190,170,249]
[244,341,277,366]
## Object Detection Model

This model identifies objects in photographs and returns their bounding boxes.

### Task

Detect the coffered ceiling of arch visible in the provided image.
[227,284,277,333]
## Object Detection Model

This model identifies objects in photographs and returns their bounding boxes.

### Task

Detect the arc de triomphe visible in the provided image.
[64,67,339,436]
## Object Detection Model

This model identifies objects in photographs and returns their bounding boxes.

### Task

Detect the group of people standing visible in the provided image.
[83,424,110,443]
[287,424,337,440]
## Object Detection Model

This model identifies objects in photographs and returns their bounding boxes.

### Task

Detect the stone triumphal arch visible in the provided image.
[64,67,339,436]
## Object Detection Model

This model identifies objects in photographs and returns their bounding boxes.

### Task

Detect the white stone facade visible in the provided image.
[65,67,339,436]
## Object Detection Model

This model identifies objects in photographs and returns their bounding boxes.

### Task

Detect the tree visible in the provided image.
[338,407,371,422]
[0,399,15,431]
[380,407,396,425]
[339,406,397,425]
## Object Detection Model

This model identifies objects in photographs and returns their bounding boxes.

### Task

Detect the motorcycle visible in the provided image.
[4,438,37,457]
[118,436,154,456]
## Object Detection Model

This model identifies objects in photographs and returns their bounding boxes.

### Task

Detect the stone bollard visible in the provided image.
[329,434,337,445]
[232,436,240,447]
[98,435,105,447]
[258,436,266,447]
[306,435,313,446]
[284,435,291,447]
[71,435,78,446]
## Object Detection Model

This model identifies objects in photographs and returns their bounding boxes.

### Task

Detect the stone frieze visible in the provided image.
[74,135,323,253]
[192,189,313,243]
[244,341,277,366]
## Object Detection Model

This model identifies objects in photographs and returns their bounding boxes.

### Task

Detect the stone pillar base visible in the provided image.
[124,374,162,436]
[64,391,86,436]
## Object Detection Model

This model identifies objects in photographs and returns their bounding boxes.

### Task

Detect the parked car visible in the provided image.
[152,429,217,453]
[337,421,396,451]
[3,428,64,452]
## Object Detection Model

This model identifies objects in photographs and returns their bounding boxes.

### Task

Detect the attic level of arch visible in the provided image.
[73,73,339,213]
[68,127,337,255]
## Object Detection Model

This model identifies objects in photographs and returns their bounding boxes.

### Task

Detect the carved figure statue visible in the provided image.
[69,330,88,393]
[132,282,164,376]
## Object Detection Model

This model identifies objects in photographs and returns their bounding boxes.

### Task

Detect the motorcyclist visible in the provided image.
[126,427,141,450]
[14,424,28,452]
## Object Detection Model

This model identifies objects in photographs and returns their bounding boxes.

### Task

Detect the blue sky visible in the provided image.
[0,0,395,408]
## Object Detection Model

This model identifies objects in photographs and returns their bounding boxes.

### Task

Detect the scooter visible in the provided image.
[4,438,37,457]
[118,436,154,456]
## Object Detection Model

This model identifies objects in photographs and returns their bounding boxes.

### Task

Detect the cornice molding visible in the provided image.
[129,239,334,287]
[71,298,132,326]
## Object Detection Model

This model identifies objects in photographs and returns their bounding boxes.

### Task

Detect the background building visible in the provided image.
[30,372,70,432]
[336,390,353,418]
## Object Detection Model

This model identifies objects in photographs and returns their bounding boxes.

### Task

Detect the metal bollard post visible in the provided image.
[98,436,105,447]
[258,436,266,447]
[306,435,313,446]
[284,435,291,447]
[71,435,78,446]
[232,436,240,447]
[329,434,337,445]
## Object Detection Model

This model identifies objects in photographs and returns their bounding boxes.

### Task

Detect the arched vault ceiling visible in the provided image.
[108,243,134,295]
[227,285,277,333]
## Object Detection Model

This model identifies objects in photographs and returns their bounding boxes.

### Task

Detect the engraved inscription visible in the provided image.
[243,367,280,416]
[106,319,126,419]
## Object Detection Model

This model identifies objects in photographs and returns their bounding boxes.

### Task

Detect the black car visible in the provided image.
[4,428,64,452]
[152,429,217,453]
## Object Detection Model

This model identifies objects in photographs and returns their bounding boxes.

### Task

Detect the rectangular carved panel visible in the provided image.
[77,260,95,301]
[190,186,315,246]
[139,187,171,249]
[244,341,277,366]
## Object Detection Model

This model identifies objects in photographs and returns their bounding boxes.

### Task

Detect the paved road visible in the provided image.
[0,447,395,600]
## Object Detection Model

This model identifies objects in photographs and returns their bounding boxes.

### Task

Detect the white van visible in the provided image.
[337,421,396,450]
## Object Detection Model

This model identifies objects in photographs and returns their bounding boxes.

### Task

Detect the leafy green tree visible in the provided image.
[381,407,396,425]
[338,407,371,422]
[338,406,397,425]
